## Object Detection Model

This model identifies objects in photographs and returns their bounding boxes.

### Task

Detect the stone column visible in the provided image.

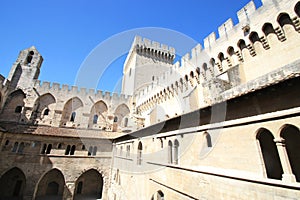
[63,181,75,200]
[274,138,296,183]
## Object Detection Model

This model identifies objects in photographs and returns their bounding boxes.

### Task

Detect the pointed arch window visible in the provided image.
[174,139,179,165]
[137,141,143,165]
[168,141,173,164]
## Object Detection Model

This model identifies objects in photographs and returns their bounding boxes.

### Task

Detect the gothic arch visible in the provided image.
[88,100,108,128]
[280,124,300,182]
[34,168,66,200]
[31,93,56,124]
[0,167,26,200]
[256,128,283,180]
[1,89,26,121]
[74,169,104,200]
[114,103,130,126]
[61,97,83,126]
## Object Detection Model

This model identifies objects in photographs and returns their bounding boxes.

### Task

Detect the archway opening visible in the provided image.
[35,169,65,200]
[74,169,104,200]
[257,129,283,180]
[0,167,26,200]
[281,125,300,182]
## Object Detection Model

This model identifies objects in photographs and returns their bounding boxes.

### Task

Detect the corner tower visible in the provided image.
[121,36,175,95]
[7,46,43,90]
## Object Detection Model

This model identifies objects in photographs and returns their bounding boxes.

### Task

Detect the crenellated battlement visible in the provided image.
[135,0,300,116]
[34,80,130,101]
[131,36,176,64]
[133,36,175,55]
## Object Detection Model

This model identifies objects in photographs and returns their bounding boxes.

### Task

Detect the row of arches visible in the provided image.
[137,4,300,114]
[257,124,300,182]
[0,90,130,129]
[2,140,99,157]
[0,167,104,200]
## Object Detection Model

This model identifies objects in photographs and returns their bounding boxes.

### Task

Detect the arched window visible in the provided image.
[46,144,52,154]
[277,13,293,27]
[205,132,212,148]
[41,144,47,154]
[15,106,22,113]
[81,145,85,150]
[43,109,50,116]
[280,125,300,182]
[76,181,83,194]
[190,71,194,78]
[174,139,179,165]
[65,145,71,155]
[237,39,247,50]
[227,46,235,56]
[57,143,62,149]
[262,23,275,36]
[218,52,225,62]
[12,142,18,152]
[70,112,76,122]
[113,116,118,123]
[168,140,173,164]
[137,141,143,165]
[157,190,164,200]
[70,145,76,155]
[93,146,97,156]
[249,32,260,44]
[295,2,300,17]
[196,67,201,75]
[93,114,98,124]
[17,142,25,153]
[184,74,189,82]
[209,58,215,66]
[202,63,208,71]
[26,51,34,64]
[88,146,93,156]
[5,140,9,146]
[256,129,283,180]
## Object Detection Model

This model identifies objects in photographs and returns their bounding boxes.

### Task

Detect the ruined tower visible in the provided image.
[7,46,43,90]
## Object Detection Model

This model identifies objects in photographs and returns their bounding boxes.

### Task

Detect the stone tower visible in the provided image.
[121,36,175,95]
[7,46,43,90]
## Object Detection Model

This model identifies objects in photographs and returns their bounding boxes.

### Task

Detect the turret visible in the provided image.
[121,36,175,96]
[7,46,43,90]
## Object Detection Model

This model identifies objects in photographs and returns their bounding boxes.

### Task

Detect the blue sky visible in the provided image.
[0,0,262,93]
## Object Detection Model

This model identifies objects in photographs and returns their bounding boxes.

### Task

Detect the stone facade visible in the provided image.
[0,0,300,199]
